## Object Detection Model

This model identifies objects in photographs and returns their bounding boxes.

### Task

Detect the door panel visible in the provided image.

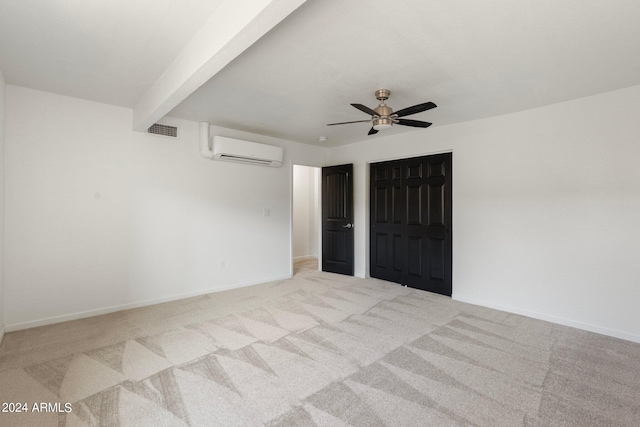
[407,237,422,277]
[374,233,387,268]
[407,163,422,179]
[322,164,354,276]
[407,184,422,225]
[374,186,388,223]
[428,238,445,281]
[392,185,403,223]
[370,153,452,296]
[427,183,445,226]
[369,159,404,283]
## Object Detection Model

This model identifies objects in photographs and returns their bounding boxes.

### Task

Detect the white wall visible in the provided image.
[4,85,328,330]
[0,69,5,344]
[328,84,640,343]
[292,165,319,259]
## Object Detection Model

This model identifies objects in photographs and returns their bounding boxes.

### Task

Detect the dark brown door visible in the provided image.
[322,164,354,276]
[370,159,405,284]
[370,153,452,296]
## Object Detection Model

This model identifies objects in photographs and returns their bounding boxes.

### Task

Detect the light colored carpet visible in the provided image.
[1,258,639,426]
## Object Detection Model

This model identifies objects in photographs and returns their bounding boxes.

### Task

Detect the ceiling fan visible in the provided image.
[327,89,437,135]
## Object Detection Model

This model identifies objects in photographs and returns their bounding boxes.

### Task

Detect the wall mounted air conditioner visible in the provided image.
[199,122,283,167]
[212,136,283,167]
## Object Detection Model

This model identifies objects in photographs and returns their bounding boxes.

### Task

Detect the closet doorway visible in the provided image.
[370,152,452,296]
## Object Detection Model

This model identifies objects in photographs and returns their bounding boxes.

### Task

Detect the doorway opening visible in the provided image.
[292,165,321,274]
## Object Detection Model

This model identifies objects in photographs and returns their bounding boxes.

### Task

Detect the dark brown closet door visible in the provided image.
[370,153,452,296]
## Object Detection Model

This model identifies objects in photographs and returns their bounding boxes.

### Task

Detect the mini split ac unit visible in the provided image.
[199,123,283,167]
[212,136,283,167]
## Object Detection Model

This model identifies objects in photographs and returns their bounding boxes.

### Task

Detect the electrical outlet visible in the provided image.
[263,208,271,217]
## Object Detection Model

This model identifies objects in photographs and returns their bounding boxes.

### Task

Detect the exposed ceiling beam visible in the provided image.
[132,0,307,132]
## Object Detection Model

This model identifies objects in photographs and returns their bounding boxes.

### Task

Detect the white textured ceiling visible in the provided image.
[2,0,640,147]
[169,0,640,146]
[0,0,224,107]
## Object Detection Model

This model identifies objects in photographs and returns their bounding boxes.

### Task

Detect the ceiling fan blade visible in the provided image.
[395,119,432,128]
[326,119,372,126]
[368,127,379,135]
[352,103,380,116]
[393,101,437,118]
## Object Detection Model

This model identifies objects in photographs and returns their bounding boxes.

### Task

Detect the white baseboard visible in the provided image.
[5,274,292,333]
[453,295,640,344]
[293,255,318,261]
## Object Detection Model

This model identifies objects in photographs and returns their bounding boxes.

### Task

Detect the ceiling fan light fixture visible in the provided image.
[373,117,393,130]
[326,90,436,135]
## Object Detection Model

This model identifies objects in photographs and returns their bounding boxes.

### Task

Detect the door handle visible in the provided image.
[342,223,353,229]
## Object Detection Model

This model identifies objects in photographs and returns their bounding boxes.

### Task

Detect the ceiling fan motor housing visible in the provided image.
[373,102,393,129]
[374,105,393,117]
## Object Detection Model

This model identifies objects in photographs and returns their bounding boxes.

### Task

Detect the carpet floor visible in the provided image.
[1,258,639,426]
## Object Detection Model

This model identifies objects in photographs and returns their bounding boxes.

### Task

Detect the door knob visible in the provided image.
[342,223,353,229]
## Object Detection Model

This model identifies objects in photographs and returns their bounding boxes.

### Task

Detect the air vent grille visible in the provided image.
[148,123,178,138]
